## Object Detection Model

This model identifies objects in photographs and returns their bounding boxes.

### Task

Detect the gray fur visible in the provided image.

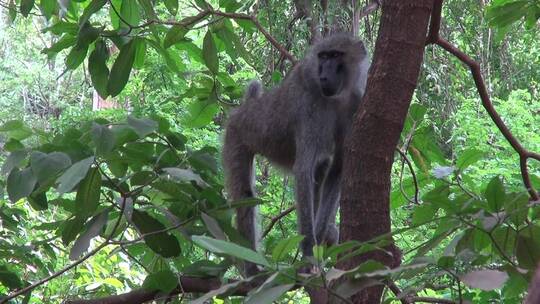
[222,33,370,276]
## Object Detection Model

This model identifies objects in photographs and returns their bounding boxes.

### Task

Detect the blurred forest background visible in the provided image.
[0,0,540,303]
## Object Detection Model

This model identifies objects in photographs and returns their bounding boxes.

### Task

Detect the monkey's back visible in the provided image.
[227,68,312,170]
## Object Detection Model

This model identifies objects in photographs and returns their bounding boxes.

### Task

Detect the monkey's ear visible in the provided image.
[244,80,263,99]
[353,41,367,55]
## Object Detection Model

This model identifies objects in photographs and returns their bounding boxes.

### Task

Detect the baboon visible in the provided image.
[222,33,370,275]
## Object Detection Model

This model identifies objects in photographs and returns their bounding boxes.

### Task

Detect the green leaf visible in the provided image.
[8,0,16,22]
[484,176,505,212]
[1,150,27,176]
[65,44,89,70]
[89,39,110,98]
[456,149,485,170]
[61,217,85,245]
[143,270,177,293]
[164,25,189,49]
[161,167,206,186]
[505,192,529,226]
[271,235,304,262]
[92,123,116,156]
[486,1,528,27]
[42,22,79,35]
[30,151,72,185]
[411,204,437,226]
[57,157,95,194]
[20,0,35,17]
[164,0,178,15]
[120,0,140,28]
[138,0,156,19]
[0,265,23,290]
[107,38,138,97]
[75,167,102,217]
[42,35,77,56]
[133,38,146,68]
[28,191,48,210]
[184,97,219,128]
[132,210,181,257]
[245,284,295,304]
[4,138,24,152]
[202,30,219,74]
[79,0,107,25]
[516,226,540,268]
[40,0,57,20]
[192,235,270,267]
[201,212,226,240]
[127,116,158,138]
[69,211,108,260]
[8,168,37,203]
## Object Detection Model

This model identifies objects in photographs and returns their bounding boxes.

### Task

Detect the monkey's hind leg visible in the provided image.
[222,130,260,276]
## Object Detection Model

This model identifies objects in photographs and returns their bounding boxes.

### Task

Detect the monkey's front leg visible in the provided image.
[293,159,319,257]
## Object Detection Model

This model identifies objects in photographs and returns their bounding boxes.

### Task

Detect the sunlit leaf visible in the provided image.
[192,235,270,267]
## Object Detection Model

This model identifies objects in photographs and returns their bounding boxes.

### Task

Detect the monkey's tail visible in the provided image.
[223,129,256,200]
[222,127,261,261]
[244,80,263,101]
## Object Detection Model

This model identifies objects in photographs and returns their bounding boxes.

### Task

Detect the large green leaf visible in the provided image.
[89,39,110,98]
[75,167,102,217]
[127,116,158,138]
[79,0,107,25]
[484,176,505,212]
[164,25,189,49]
[107,38,138,97]
[192,235,270,267]
[42,35,77,56]
[120,0,140,28]
[7,168,36,203]
[40,0,57,20]
[57,157,95,194]
[142,270,177,293]
[271,235,303,262]
[202,30,219,74]
[65,44,89,70]
[456,149,485,171]
[0,265,23,290]
[164,0,178,15]
[245,284,295,304]
[92,123,116,156]
[30,151,71,185]
[132,210,181,257]
[184,97,219,128]
[69,211,108,260]
[20,0,35,17]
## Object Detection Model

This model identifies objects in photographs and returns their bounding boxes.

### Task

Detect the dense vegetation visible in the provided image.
[0,0,540,303]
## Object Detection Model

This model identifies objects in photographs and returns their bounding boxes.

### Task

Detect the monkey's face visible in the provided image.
[317,50,345,97]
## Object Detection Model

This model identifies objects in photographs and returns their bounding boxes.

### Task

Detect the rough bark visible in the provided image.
[337,1,434,303]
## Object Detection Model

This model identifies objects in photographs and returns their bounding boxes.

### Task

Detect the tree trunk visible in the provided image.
[338,1,434,303]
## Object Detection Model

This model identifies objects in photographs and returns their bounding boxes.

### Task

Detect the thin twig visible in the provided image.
[261,206,295,238]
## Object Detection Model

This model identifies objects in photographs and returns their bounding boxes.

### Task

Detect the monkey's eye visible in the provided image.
[336,64,344,72]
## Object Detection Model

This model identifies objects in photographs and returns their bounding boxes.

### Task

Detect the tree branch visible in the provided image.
[426,0,540,201]
[64,277,253,304]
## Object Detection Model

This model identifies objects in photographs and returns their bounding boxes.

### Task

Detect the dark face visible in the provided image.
[317,50,345,97]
